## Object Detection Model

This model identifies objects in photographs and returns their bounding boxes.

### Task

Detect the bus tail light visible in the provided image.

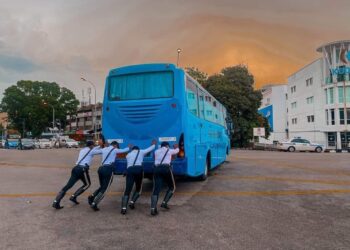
[117,152,127,159]
[178,134,185,158]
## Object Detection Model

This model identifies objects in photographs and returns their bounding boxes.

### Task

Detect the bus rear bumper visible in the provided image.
[114,158,188,176]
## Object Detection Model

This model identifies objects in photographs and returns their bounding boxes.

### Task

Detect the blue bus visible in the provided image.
[102,63,231,180]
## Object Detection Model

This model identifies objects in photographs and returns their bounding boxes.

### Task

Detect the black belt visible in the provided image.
[77,164,89,169]
[155,164,171,167]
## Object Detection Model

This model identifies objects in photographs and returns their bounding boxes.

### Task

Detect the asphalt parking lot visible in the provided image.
[1,149,350,250]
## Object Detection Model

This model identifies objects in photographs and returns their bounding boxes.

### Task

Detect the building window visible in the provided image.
[307,115,315,123]
[339,108,345,125]
[337,66,346,82]
[326,110,329,125]
[338,87,344,103]
[336,48,340,63]
[291,102,297,109]
[306,96,314,104]
[292,118,297,125]
[330,109,335,125]
[347,108,350,125]
[291,86,296,93]
[326,88,334,104]
[306,78,313,87]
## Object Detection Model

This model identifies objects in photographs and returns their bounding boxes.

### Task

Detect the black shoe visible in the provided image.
[150,195,158,216]
[88,195,94,205]
[90,203,100,211]
[151,208,158,216]
[129,201,135,210]
[69,196,79,205]
[52,201,64,209]
[121,195,129,215]
[121,208,127,215]
[160,202,170,209]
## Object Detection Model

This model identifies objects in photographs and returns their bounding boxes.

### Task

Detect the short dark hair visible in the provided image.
[161,142,169,147]
[111,141,119,146]
[132,146,140,150]
[86,141,94,147]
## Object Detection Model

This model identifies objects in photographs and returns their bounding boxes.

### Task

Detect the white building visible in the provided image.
[287,40,350,150]
[258,84,288,143]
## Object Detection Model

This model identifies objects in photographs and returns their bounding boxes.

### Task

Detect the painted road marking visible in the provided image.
[214,175,350,186]
[233,157,350,177]
[2,189,350,198]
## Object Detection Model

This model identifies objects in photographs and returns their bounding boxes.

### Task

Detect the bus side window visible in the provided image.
[186,77,199,117]
[198,89,205,119]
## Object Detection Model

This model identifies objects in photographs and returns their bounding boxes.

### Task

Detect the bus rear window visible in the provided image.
[109,71,174,101]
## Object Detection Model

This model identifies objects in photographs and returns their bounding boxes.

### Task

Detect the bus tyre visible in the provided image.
[315,147,322,153]
[199,154,210,181]
[288,146,295,152]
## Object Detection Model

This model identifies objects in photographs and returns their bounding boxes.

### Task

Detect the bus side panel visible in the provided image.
[195,144,209,176]
[184,114,202,177]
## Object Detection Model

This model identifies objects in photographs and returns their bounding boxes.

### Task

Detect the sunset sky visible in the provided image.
[0,0,349,101]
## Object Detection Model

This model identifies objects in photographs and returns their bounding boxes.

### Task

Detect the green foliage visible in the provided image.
[185,67,208,86]
[202,65,263,147]
[1,81,79,137]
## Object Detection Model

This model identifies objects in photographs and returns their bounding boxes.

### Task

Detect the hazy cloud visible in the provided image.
[0,0,349,101]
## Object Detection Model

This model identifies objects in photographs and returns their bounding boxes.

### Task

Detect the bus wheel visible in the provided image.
[199,154,210,181]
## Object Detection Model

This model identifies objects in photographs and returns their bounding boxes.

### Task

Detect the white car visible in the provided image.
[65,139,79,148]
[277,138,324,153]
[36,139,52,149]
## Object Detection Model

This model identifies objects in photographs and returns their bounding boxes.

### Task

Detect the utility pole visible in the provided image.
[81,77,98,142]
[177,48,182,67]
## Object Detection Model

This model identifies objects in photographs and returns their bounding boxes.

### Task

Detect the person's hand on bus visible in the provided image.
[173,144,179,149]
[151,139,157,145]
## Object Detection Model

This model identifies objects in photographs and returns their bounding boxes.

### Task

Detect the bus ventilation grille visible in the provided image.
[119,104,162,123]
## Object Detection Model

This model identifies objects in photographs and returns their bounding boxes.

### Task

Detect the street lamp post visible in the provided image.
[177,48,182,67]
[43,102,55,132]
[81,77,97,141]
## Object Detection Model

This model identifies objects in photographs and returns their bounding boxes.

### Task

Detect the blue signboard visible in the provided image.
[258,105,273,132]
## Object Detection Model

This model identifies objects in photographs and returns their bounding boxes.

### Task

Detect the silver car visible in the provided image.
[278,138,324,153]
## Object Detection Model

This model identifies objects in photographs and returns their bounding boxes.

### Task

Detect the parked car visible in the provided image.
[20,138,35,150]
[65,138,79,148]
[277,138,324,153]
[5,138,21,149]
[36,139,52,149]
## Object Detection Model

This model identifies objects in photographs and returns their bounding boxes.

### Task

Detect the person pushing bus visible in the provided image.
[151,141,179,216]
[52,140,102,209]
[89,141,132,211]
[121,139,157,214]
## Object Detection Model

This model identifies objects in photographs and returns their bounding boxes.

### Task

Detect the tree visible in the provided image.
[204,65,263,147]
[257,114,271,139]
[185,67,208,85]
[1,81,79,137]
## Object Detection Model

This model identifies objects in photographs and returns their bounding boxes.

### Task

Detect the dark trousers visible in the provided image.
[152,164,175,196]
[56,165,91,201]
[124,166,143,196]
[91,165,114,205]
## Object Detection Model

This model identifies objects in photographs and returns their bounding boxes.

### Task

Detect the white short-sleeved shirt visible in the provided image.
[101,145,130,165]
[76,146,102,167]
[154,147,179,165]
[126,145,155,168]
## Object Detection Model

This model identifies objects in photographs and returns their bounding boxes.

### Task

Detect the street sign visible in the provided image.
[253,127,265,137]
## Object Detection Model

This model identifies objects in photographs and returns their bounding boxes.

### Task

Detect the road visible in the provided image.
[0,149,350,249]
